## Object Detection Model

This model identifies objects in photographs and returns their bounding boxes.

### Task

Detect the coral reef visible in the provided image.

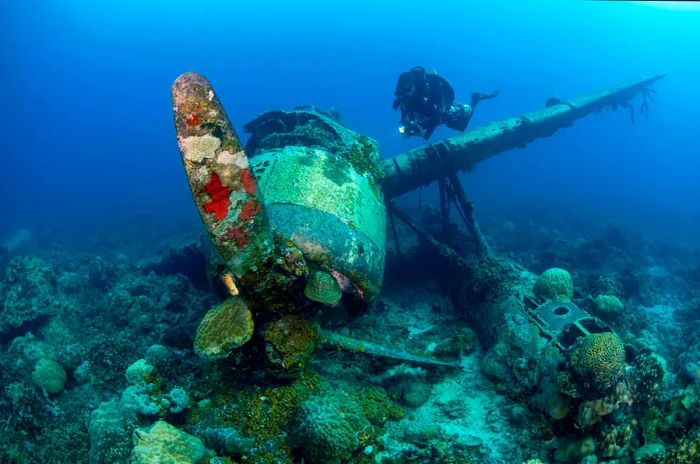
[2,156,700,464]
[166,386,190,414]
[89,400,133,463]
[1,256,63,334]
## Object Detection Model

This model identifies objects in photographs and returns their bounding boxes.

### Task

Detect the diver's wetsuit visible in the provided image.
[393,66,470,139]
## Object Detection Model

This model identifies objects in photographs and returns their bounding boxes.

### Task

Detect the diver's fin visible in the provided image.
[304,269,342,305]
[194,297,254,360]
[172,72,272,279]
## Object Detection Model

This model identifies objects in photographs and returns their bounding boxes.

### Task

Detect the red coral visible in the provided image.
[227,226,252,249]
[238,199,261,221]
[203,172,231,220]
[186,113,201,127]
[240,168,257,195]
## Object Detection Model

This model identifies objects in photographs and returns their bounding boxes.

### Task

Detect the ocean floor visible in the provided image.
[1,203,700,463]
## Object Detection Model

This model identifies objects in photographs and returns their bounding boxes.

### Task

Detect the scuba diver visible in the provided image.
[392,66,500,139]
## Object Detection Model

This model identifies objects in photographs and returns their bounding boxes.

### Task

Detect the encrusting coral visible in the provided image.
[194,297,254,359]
[262,314,318,377]
[132,420,210,464]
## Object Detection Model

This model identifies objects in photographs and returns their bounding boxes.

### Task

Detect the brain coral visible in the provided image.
[289,394,370,464]
[569,332,626,393]
[593,294,624,318]
[31,359,67,394]
[533,268,573,301]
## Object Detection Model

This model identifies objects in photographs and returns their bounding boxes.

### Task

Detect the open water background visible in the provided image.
[2,1,699,250]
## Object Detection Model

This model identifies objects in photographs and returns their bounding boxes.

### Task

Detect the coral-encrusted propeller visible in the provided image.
[172,72,272,272]
[172,72,273,359]
[171,72,387,364]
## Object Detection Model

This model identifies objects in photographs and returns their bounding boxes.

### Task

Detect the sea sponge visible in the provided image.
[201,427,254,456]
[533,268,573,301]
[166,387,189,414]
[125,358,155,385]
[31,358,67,394]
[569,332,626,393]
[594,294,624,318]
[132,420,208,464]
[289,394,370,464]
[120,384,161,417]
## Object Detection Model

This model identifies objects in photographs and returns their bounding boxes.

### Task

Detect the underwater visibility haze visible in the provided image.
[2,1,700,463]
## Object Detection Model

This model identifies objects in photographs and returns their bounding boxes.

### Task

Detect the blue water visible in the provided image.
[3,0,700,247]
